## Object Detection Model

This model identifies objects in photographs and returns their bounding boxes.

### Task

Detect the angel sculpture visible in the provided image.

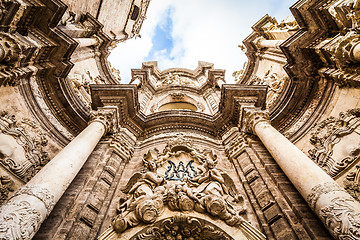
[190,156,246,220]
[112,158,165,233]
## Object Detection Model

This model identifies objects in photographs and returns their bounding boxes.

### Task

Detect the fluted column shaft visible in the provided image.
[0,108,117,240]
[243,109,360,240]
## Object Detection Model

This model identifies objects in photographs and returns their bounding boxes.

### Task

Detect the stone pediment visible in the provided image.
[90,84,267,138]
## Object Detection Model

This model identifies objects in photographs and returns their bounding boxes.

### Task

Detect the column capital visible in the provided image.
[241,108,270,134]
[89,106,119,135]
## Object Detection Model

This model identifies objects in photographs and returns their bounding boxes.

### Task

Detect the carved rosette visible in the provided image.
[89,107,119,135]
[307,182,360,240]
[0,111,50,182]
[242,108,270,134]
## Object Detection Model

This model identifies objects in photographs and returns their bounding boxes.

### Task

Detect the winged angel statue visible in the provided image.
[112,147,246,234]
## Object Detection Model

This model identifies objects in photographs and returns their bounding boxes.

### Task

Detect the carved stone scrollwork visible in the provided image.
[344,164,360,200]
[320,197,360,240]
[242,108,270,134]
[89,107,119,134]
[0,175,15,205]
[307,182,360,240]
[131,215,234,240]
[0,32,22,67]
[0,199,42,240]
[308,108,360,178]
[0,111,50,182]
[112,139,246,234]
[10,186,55,215]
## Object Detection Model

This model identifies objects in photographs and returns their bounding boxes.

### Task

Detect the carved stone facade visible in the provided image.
[1,0,360,240]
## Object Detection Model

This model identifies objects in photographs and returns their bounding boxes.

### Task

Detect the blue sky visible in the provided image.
[109,0,296,83]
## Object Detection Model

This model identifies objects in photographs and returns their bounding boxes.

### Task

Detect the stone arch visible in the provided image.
[98,211,265,240]
[155,93,201,112]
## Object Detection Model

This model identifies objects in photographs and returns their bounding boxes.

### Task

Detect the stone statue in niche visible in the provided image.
[0,111,49,183]
[112,140,246,234]
[309,108,360,179]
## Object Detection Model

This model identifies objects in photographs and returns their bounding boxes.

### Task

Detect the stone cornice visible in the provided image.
[90,84,267,139]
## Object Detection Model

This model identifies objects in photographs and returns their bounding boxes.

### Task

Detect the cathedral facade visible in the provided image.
[0,0,360,239]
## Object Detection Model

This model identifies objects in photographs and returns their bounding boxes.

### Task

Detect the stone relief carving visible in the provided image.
[320,197,360,240]
[89,107,118,134]
[329,0,360,32]
[69,71,105,107]
[156,73,197,88]
[0,175,15,205]
[0,199,42,240]
[112,140,246,234]
[130,215,234,240]
[11,186,55,214]
[248,69,287,108]
[308,108,360,178]
[0,111,50,182]
[344,164,360,200]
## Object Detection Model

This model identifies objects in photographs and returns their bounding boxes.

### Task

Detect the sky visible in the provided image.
[108,0,296,83]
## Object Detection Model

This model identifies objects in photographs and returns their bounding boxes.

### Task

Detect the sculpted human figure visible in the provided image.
[112,158,165,233]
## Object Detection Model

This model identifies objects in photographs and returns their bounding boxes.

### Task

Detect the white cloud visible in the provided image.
[109,0,295,83]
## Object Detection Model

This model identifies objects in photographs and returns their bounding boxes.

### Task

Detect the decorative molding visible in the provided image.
[0,111,50,182]
[131,215,234,240]
[308,108,360,178]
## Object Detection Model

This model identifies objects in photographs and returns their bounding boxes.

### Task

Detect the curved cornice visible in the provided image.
[90,84,267,140]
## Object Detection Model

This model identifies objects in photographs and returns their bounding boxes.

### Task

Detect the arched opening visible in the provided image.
[158,102,197,111]
[131,5,140,20]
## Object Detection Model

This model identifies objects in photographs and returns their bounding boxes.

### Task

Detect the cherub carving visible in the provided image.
[112,157,165,233]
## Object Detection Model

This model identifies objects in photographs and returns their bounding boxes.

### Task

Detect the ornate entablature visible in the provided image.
[99,136,265,240]
[309,109,360,182]
[131,61,223,91]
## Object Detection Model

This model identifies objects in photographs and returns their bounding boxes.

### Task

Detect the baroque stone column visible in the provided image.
[242,108,360,240]
[0,107,118,240]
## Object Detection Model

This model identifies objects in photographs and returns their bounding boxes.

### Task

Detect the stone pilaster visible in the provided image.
[241,108,360,240]
[0,107,118,240]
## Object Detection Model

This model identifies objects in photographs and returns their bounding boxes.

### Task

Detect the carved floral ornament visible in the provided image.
[103,137,264,239]
[89,107,119,134]
[0,111,50,182]
[308,108,360,179]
